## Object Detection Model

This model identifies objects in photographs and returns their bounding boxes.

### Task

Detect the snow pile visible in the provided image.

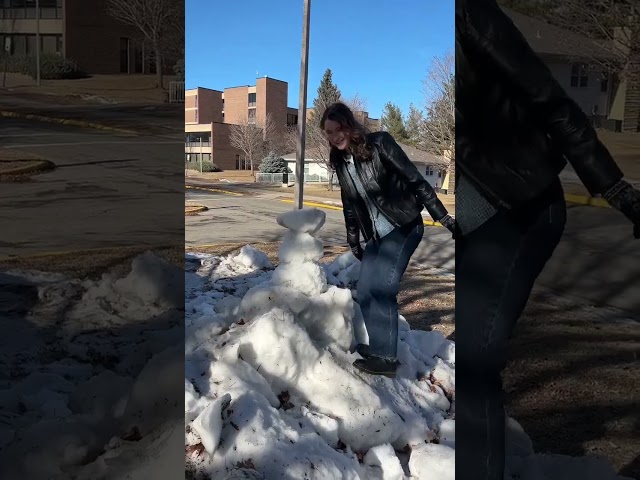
[0,253,184,480]
[184,208,456,479]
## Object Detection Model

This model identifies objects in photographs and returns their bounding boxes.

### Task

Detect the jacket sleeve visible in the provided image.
[378,132,450,221]
[459,0,623,195]
[340,184,361,248]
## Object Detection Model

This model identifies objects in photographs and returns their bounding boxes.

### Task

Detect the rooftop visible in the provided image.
[503,7,622,61]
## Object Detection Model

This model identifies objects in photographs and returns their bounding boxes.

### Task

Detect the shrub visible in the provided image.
[0,54,87,79]
[258,152,291,173]
[28,54,87,80]
[201,161,222,172]
[0,54,31,75]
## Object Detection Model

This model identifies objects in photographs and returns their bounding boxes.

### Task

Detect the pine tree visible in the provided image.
[380,102,409,142]
[405,103,425,147]
[258,152,290,173]
[310,68,342,125]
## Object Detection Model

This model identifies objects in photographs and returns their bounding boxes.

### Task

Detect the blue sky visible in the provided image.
[186,0,454,119]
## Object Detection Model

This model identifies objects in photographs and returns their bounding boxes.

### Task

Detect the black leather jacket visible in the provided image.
[455,0,623,209]
[334,131,449,248]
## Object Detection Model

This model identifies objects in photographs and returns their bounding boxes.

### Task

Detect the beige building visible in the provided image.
[185,76,383,171]
[185,87,224,124]
[186,122,251,171]
[0,0,175,74]
[185,77,296,171]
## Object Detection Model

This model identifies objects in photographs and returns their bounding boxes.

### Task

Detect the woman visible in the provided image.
[320,102,455,378]
[456,0,640,478]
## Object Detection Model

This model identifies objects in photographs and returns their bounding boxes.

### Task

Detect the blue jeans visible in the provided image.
[456,180,566,480]
[357,218,424,360]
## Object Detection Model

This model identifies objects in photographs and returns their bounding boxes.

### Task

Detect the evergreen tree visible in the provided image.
[310,69,342,125]
[405,103,425,147]
[258,152,290,173]
[380,102,409,142]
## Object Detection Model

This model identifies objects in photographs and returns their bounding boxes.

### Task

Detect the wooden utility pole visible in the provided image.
[294,0,311,209]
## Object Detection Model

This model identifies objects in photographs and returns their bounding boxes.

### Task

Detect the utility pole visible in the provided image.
[294,0,311,210]
[36,0,41,86]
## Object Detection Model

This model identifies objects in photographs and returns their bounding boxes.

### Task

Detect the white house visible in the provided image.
[282,143,449,189]
[282,153,334,183]
[504,7,630,131]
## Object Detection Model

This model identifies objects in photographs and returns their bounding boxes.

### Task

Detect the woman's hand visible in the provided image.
[439,214,456,239]
[603,180,640,239]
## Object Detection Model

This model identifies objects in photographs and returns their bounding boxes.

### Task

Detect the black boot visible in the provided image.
[355,343,371,358]
[353,356,398,378]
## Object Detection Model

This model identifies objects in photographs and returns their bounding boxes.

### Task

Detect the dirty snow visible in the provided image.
[185,208,456,479]
[183,207,632,480]
[0,253,183,479]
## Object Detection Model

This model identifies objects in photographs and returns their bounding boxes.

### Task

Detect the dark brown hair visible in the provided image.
[320,102,372,167]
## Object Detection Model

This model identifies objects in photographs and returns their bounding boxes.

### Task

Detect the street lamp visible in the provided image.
[294,0,311,210]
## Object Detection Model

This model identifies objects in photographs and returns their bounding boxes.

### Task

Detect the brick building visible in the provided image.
[0,0,176,74]
[185,76,301,171]
[185,76,380,171]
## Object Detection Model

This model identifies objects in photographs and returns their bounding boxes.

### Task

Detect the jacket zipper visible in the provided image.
[354,154,401,230]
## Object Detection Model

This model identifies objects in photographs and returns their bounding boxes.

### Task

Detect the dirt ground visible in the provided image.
[1,73,178,105]
[504,288,640,478]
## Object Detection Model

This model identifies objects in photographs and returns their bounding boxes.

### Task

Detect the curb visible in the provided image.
[564,193,611,209]
[0,159,56,176]
[186,184,244,196]
[280,199,444,228]
[0,110,138,135]
[185,204,209,215]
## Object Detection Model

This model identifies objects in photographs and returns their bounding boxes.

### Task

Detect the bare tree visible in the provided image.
[261,113,289,158]
[105,0,182,87]
[229,121,264,175]
[421,50,455,183]
[541,0,637,80]
[230,114,285,174]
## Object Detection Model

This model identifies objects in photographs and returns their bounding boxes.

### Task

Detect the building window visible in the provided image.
[287,113,299,126]
[185,132,211,146]
[600,72,609,92]
[427,167,434,176]
[2,33,63,56]
[570,64,588,88]
[248,92,256,107]
[235,155,240,170]
[1,0,62,19]
[248,108,256,124]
